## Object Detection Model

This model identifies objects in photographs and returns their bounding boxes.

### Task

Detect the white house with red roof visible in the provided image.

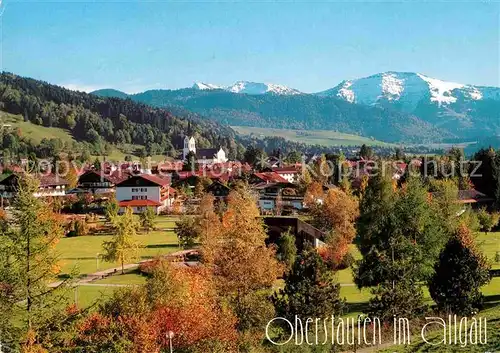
[115,174,175,214]
[271,167,300,183]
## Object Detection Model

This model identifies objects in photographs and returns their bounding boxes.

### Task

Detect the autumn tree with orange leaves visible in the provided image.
[311,188,359,269]
[75,260,238,353]
[200,189,282,334]
[303,181,324,207]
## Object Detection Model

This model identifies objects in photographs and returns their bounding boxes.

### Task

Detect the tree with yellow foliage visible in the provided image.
[311,188,359,269]
[64,162,79,189]
[200,189,282,332]
[304,181,324,207]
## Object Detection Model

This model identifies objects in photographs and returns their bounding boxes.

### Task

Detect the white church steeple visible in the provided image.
[182,136,196,160]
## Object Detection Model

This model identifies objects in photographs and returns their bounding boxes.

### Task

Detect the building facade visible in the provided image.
[0,173,69,205]
[116,174,174,214]
[182,136,228,164]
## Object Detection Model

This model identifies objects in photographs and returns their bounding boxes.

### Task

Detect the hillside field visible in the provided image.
[231,125,392,147]
[0,111,168,162]
[0,111,75,144]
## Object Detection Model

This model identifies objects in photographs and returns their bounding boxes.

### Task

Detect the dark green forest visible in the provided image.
[0,72,243,160]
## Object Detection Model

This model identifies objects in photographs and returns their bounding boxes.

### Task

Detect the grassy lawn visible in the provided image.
[476,231,500,269]
[71,285,115,309]
[232,125,391,147]
[378,285,500,352]
[154,216,179,229]
[56,216,181,277]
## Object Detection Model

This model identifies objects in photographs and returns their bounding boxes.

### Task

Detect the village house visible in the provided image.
[249,172,289,185]
[206,180,231,200]
[77,169,131,194]
[254,181,304,214]
[0,173,69,205]
[429,188,495,210]
[271,166,300,183]
[248,173,304,213]
[115,174,175,214]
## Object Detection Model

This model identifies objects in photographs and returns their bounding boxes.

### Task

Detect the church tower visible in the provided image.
[182,136,196,160]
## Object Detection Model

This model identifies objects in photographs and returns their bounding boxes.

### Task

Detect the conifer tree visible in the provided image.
[429,224,491,315]
[273,247,344,320]
[0,176,72,347]
[276,228,297,273]
[355,176,447,320]
[139,207,156,233]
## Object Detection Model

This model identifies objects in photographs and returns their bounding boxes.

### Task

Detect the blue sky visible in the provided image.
[1,0,499,93]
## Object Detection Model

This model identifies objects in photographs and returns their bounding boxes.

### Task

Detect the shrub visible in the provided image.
[477,207,500,234]
[67,219,89,237]
[175,216,199,249]
[336,252,355,270]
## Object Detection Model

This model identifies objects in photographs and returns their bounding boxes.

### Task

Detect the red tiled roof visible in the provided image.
[158,161,184,172]
[39,173,69,187]
[272,167,299,173]
[117,174,170,187]
[119,199,162,207]
[176,171,197,180]
[200,171,231,181]
[253,172,288,183]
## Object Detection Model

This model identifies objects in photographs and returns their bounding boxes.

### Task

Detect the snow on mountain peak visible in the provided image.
[321,71,492,108]
[416,73,465,105]
[227,81,301,95]
[336,81,355,103]
[380,72,404,100]
[192,80,301,95]
[192,82,222,90]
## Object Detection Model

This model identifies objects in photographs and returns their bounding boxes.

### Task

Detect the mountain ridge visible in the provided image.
[90,72,500,145]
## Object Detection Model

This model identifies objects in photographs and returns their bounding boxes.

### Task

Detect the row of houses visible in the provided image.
[0,164,304,214]
[0,156,495,214]
[0,170,175,214]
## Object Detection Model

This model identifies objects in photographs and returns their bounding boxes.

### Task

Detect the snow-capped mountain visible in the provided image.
[318,72,500,110]
[226,81,302,95]
[192,80,301,95]
[192,82,223,90]
[93,72,500,144]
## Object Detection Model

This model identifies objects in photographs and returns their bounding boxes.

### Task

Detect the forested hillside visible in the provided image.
[0,72,243,160]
